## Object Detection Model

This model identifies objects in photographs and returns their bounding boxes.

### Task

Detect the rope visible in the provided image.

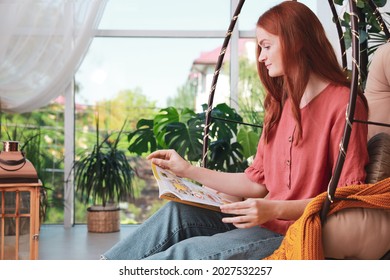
[202,0,246,168]
[320,0,361,222]
[210,116,263,128]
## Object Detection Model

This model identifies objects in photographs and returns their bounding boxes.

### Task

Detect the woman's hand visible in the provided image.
[220,198,278,228]
[147,149,192,178]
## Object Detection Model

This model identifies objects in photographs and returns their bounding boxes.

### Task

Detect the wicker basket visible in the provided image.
[87,205,120,233]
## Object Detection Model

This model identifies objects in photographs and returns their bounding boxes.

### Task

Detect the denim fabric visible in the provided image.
[102,202,284,260]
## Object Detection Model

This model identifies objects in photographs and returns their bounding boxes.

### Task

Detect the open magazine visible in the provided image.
[151,163,232,212]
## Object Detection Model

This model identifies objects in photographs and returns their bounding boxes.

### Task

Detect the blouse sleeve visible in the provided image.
[329,95,369,187]
[244,133,266,185]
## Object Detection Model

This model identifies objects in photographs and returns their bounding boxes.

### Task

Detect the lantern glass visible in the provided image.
[20,192,31,214]
[1,190,32,260]
[19,217,31,259]
[5,192,15,214]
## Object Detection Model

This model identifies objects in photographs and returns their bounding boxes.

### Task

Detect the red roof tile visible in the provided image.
[193,38,254,65]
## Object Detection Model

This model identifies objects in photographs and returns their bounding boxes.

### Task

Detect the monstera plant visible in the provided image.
[127,103,260,173]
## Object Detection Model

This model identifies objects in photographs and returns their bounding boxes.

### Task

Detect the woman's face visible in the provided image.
[256,27,284,77]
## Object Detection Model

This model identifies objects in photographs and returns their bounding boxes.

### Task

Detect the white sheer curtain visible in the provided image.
[0,0,107,113]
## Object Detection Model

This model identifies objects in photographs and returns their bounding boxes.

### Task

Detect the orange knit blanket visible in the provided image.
[264,177,390,260]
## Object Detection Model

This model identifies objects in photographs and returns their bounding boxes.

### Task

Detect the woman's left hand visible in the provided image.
[220,198,278,228]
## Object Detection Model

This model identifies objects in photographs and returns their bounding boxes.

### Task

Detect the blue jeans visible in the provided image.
[102,202,284,260]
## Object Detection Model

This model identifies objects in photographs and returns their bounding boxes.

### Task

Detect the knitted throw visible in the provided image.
[264,177,390,260]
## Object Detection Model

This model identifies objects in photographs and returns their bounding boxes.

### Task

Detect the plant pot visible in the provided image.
[87,205,120,233]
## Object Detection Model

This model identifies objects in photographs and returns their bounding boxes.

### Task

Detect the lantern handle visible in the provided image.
[0,151,27,171]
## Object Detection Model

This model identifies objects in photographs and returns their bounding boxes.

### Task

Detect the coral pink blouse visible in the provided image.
[245,84,369,235]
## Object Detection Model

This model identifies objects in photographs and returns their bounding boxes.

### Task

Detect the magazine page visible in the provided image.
[151,163,231,208]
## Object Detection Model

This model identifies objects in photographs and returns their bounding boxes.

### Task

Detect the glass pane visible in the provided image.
[19,191,30,215]
[76,38,224,110]
[4,217,16,236]
[18,217,30,260]
[4,192,16,215]
[99,0,229,30]
[20,216,30,236]
[3,217,30,260]
[4,217,17,260]
[239,0,283,31]
[240,0,323,31]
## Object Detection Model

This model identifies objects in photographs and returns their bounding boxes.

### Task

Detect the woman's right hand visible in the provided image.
[147,149,192,177]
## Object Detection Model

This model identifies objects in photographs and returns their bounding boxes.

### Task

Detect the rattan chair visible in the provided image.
[201,0,390,260]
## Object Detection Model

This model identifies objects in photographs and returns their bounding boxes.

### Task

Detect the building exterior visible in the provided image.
[189,38,256,112]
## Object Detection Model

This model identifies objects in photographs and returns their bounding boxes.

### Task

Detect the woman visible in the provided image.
[102,1,369,260]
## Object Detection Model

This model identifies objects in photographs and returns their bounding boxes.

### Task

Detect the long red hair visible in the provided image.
[256,1,366,143]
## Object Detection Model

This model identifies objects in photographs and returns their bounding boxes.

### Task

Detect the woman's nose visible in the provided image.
[258,51,265,63]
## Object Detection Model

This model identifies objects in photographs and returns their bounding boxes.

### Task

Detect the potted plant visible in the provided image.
[73,116,135,233]
[127,103,256,172]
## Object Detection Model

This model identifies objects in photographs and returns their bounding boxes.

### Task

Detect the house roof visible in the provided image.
[53,95,86,111]
[192,38,255,65]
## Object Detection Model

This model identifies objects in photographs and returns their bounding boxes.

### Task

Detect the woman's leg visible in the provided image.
[101,202,234,260]
[144,226,284,260]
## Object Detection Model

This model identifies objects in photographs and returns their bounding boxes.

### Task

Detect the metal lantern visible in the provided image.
[0,141,41,260]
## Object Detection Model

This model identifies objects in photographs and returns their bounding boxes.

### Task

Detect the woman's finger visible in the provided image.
[150,158,169,169]
[220,200,251,212]
[147,149,170,160]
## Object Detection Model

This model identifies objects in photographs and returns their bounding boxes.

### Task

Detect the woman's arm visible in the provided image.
[220,198,311,228]
[147,149,268,198]
[186,166,268,198]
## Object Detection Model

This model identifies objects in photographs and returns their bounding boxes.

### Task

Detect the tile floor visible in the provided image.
[38,224,138,260]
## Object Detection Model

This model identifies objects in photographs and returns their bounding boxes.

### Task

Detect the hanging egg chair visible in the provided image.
[201,0,390,260]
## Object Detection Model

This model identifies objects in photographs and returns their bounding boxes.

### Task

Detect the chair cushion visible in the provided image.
[365,132,390,184]
[323,208,390,259]
[322,133,390,259]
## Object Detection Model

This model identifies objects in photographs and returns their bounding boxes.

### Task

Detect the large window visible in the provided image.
[74,37,227,223]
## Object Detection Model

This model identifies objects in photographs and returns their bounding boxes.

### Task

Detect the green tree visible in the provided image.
[95,88,158,132]
[236,57,265,133]
[167,83,196,110]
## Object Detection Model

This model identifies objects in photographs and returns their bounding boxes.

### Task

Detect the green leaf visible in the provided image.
[373,0,387,8]
[153,107,180,147]
[367,13,382,32]
[210,103,243,140]
[179,107,197,123]
[127,119,157,155]
[164,119,203,162]
[237,128,260,159]
[208,139,246,172]
[343,30,352,50]
[357,0,365,8]
[359,29,368,44]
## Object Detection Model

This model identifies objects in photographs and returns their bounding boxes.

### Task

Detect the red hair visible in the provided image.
[256,1,366,143]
